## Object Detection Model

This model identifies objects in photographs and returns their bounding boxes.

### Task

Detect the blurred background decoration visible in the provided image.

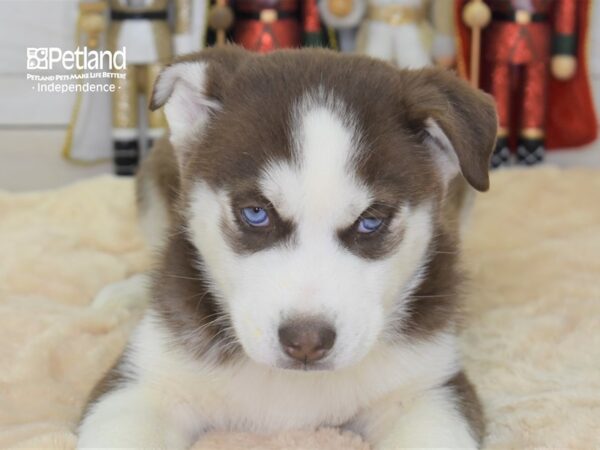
[0,0,599,190]
[459,0,598,168]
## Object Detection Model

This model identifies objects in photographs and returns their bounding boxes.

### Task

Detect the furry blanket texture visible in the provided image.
[1,167,599,449]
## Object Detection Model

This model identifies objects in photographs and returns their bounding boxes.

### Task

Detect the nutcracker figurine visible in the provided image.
[63,2,112,164]
[318,0,457,69]
[80,0,205,176]
[207,0,325,52]
[459,0,598,167]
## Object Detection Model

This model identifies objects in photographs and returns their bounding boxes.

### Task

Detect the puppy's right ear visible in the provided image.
[401,69,498,192]
[150,47,249,164]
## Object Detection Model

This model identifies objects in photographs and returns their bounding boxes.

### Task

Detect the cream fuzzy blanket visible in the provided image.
[1,167,599,449]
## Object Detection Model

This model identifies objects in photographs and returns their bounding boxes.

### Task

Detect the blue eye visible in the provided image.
[357,217,383,234]
[241,207,270,227]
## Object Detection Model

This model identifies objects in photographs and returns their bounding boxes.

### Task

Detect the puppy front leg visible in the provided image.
[78,384,198,449]
[354,372,484,449]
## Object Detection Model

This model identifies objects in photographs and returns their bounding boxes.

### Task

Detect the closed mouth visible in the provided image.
[276,357,335,372]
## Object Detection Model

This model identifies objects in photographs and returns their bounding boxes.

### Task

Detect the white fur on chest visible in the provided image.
[124,313,459,434]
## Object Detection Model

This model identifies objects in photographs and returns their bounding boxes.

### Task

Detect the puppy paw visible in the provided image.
[91,273,150,311]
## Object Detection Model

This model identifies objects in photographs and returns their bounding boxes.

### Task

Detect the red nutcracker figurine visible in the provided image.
[208,0,324,52]
[458,0,597,168]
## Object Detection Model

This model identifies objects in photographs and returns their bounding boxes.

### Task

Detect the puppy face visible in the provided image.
[151,48,497,370]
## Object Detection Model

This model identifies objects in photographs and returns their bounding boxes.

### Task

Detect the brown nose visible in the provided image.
[278,319,336,363]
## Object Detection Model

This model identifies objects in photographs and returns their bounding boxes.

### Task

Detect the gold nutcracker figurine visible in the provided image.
[63,1,112,164]
[79,0,205,175]
[319,0,456,69]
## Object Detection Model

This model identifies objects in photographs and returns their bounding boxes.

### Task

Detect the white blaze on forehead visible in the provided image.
[260,95,371,231]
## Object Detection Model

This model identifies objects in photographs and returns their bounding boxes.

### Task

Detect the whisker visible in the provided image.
[190,315,227,336]
[166,227,188,238]
[163,273,203,282]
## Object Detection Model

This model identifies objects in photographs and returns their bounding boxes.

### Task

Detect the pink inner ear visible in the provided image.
[174,85,210,127]
[423,118,461,186]
[159,61,222,144]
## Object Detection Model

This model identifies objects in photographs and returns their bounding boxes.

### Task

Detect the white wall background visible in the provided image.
[0,0,79,125]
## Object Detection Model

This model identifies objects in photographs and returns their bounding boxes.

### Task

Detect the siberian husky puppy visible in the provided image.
[79,46,496,449]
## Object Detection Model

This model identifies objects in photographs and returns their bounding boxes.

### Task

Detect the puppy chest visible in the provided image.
[180,372,368,432]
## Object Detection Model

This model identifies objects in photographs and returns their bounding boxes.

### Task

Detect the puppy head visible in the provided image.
[151,47,497,370]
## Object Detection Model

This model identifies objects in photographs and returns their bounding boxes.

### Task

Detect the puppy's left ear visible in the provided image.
[402,69,498,192]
